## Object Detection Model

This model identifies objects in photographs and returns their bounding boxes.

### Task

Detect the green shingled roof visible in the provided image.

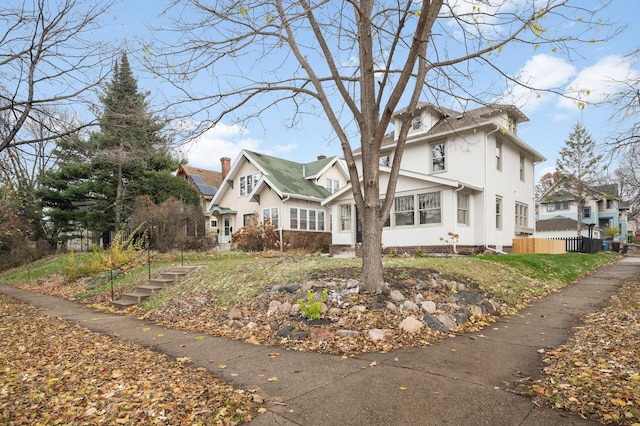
[244,150,332,199]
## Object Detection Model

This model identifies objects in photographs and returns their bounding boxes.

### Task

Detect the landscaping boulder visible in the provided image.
[399,316,424,333]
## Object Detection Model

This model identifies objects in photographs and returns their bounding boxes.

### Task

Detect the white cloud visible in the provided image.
[498,53,576,111]
[273,143,297,153]
[558,55,640,109]
[176,123,263,170]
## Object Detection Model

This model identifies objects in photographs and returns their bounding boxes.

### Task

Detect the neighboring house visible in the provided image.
[322,102,545,255]
[535,215,602,239]
[176,163,224,212]
[208,150,349,249]
[537,181,628,240]
[176,163,226,238]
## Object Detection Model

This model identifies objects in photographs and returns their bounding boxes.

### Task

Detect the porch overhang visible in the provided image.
[209,205,237,215]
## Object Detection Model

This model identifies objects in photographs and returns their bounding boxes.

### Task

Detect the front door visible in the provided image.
[221,216,233,243]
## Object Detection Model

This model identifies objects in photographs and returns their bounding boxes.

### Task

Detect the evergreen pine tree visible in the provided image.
[91,52,173,237]
[39,52,199,248]
[37,136,94,247]
[555,122,603,236]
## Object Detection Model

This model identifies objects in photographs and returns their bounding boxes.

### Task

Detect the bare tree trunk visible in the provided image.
[576,199,584,237]
[360,199,385,293]
[114,141,123,233]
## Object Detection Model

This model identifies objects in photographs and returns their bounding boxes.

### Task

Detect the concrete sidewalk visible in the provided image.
[2,256,639,425]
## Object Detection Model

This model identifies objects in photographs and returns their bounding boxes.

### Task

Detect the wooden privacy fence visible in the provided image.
[513,237,603,254]
[512,238,566,254]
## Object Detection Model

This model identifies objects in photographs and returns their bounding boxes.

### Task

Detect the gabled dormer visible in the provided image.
[392,102,448,140]
[476,104,528,137]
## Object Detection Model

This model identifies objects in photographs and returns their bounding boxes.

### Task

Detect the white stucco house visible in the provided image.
[207,150,349,250]
[322,102,545,255]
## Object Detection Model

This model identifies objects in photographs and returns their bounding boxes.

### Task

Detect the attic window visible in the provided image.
[412,115,421,130]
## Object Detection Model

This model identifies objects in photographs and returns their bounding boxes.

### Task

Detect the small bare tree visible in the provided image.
[0,0,116,153]
[604,49,640,154]
[152,1,614,292]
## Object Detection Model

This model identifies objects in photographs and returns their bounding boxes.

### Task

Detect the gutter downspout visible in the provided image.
[484,124,501,252]
[280,195,290,252]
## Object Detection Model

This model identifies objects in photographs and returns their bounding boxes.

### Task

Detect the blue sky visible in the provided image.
[105,1,639,179]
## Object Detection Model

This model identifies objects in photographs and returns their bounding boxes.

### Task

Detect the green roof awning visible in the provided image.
[209,205,237,215]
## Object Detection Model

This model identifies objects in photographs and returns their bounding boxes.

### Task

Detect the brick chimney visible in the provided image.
[220,157,231,180]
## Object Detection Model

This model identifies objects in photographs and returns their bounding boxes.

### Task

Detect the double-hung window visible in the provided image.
[263,207,279,229]
[496,141,502,171]
[339,204,352,231]
[431,143,445,172]
[325,178,340,194]
[519,155,525,181]
[394,195,415,226]
[515,202,528,227]
[240,172,260,195]
[299,209,308,230]
[290,208,298,229]
[457,193,469,225]
[496,196,503,229]
[418,192,441,224]
[412,114,422,130]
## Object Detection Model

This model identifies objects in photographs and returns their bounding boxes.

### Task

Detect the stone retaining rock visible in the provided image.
[399,316,424,333]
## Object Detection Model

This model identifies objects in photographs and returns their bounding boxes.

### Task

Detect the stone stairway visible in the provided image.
[110,265,199,310]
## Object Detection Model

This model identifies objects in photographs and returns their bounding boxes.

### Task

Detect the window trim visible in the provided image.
[519,154,525,182]
[496,141,502,171]
[496,196,503,230]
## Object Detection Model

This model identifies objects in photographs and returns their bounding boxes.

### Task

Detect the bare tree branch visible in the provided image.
[0,0,119,153]
[148,0,615,291]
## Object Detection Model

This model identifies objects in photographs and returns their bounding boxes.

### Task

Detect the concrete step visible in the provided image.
[120,291,151,304]
[135,284,165,295]
[110,264,199,310]
[167,265,199,273]
[110,299,137,310]
[159,272,188,280]
[148,278,175,286]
